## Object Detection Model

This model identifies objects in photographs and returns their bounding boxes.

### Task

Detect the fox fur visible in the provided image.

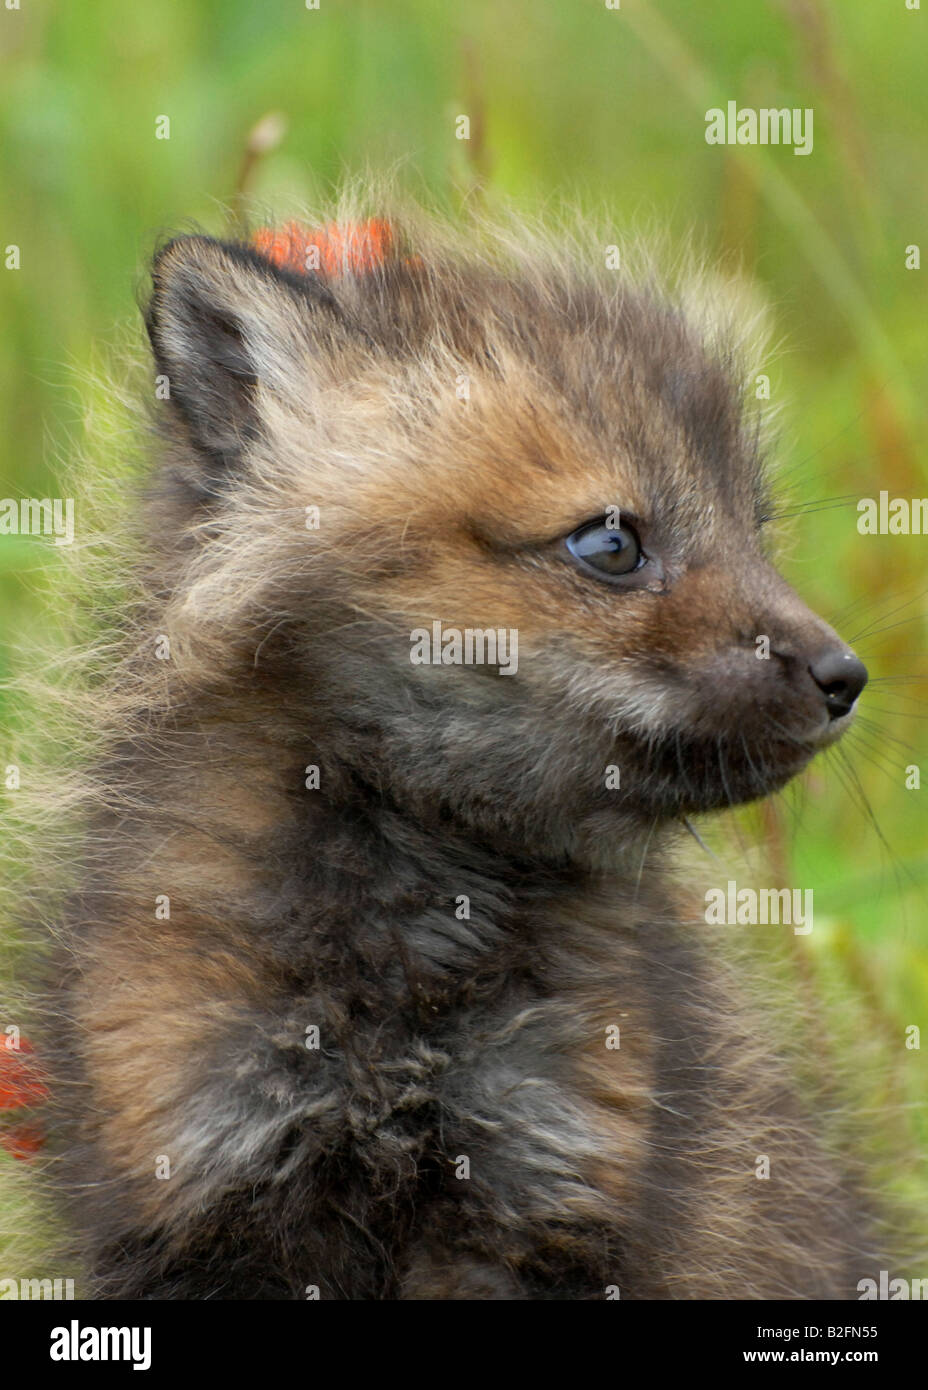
[25,196,888,1298]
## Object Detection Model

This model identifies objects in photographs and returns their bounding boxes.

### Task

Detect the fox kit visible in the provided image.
[39,205,876,1299]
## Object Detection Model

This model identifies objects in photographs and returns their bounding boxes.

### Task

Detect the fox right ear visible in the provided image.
[145,235,342,490]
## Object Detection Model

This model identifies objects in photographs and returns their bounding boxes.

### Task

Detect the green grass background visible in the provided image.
[1,0,926,1273]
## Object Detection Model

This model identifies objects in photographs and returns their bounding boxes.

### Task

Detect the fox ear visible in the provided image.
[145,235,340,491]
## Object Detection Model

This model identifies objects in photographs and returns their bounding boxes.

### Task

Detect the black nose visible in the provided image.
[808,646,868,719]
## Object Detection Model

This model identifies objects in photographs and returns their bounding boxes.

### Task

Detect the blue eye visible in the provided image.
[566,518,644,577]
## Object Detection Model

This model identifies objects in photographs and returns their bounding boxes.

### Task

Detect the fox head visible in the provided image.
[143,211,866,860]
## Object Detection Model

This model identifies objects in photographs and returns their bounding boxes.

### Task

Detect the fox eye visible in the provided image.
[565,518,644,578]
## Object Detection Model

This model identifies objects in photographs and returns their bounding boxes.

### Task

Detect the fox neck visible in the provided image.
[273,748,674,997]
[119,688,675,1009]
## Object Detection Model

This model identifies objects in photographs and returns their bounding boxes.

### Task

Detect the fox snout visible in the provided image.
[665,556,867,741]
[742,564,869,742]
[621,555,869,815]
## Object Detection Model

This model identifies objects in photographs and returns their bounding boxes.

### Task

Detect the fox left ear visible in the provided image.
[145,235,342,490]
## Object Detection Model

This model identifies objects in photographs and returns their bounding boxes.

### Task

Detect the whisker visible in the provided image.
[833,744,920,908]
[851,718,923,755]
[847,587,928,645]
[764,495,861,522]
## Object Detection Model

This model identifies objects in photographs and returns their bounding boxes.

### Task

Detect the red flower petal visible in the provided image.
[0,1122,44,1161]
[252,218,395,278]
[0,1041,49,1110]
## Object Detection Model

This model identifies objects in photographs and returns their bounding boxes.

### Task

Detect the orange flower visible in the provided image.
[0,1123,44,1162]
[252,218,395,277]
[0,1040,48,1162]
[0,1040,47,1111]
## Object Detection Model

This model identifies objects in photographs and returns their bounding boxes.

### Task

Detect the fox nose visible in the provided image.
[808,646,868,719]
